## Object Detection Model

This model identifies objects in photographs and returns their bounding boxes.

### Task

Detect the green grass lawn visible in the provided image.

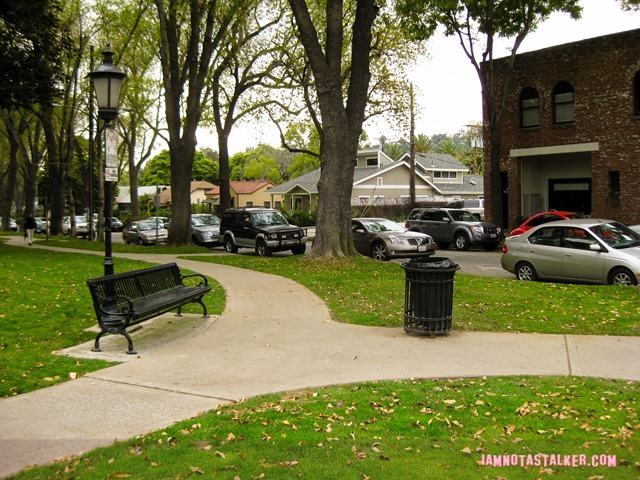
[2,236,639,479]
[0,240,225,398]
[190,254,640,336]
[11,377,638,479]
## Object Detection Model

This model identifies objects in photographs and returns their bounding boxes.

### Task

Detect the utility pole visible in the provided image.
[409,83,416,208]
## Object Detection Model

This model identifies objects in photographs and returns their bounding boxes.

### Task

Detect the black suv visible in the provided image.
[405,208,502,251]
[218,208,308,256]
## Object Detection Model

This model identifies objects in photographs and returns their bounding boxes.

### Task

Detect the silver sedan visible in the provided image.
[501,218,640,285]
[352,218,436,261]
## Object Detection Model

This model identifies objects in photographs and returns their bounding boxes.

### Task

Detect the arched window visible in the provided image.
[520,87,540,127]
[553,81,574,124]
[634,71,640,116]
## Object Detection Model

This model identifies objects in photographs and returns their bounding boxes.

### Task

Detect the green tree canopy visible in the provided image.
[0,0,68,108]
[139,150,220,186]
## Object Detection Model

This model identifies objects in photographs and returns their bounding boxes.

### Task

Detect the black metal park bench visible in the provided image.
[86,262,211,354]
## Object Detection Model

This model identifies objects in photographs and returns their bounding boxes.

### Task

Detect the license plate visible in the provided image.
[490,234,496,238]
[418,246,427,252]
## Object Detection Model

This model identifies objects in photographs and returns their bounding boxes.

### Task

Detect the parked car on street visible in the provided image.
[62,215,91,238]
[501,218,640,285]
[351,217,436,261]
[405,208,502,251]
[122,221,168,245]
[1,217,19,232]
[191,213,221,247]
[145,216,170,229]
[34,218,48,234]
[219,207,307,256]
[509,211,584,237]
[445,198,484,219]
[110,217,124,232]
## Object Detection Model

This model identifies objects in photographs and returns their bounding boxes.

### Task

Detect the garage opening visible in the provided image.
[548,178,591,215]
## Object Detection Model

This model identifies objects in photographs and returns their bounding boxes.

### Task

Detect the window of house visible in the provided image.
[520,87,540,127]
[246,201,254,207]
[366,157,378,166]
[433,171,457,179]
[634,71,640,116]
[553,81,575,124]
[376,177,383,186]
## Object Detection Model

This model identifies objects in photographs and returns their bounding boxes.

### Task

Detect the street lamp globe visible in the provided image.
[90,45,127,122]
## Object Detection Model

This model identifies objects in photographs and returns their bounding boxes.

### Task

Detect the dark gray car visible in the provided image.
[405,208,502,251]
[191,214,220,246]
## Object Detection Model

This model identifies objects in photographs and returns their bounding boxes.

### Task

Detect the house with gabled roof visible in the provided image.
[157,181,216,209]
[268,149,483,211]
[205,181,283,209]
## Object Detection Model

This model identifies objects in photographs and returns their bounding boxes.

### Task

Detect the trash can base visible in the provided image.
[403,315,452,336]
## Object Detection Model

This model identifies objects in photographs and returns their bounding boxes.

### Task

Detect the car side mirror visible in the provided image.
[589,243,606,252]
[442,217,450,222]
[354,228,366,234]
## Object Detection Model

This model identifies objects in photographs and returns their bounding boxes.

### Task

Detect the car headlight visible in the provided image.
[388,236,403,244]
[472,226,483,234]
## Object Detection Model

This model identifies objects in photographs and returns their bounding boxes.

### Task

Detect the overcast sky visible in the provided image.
[201,0,639,154]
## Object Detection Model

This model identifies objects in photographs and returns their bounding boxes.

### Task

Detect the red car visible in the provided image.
[509,211,584,237]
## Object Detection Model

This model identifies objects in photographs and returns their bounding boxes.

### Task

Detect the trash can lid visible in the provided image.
[402,257,460,270]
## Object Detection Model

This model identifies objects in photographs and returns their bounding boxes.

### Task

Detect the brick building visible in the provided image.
[482,28,640,230]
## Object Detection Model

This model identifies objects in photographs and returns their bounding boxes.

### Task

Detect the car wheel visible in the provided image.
[371,242,389,261]
[454,233,470,251]
[224,236,238,253]
[608,267,637,286]
[291,244,306,255]
[515,262,537,281]
[256,239,272,257]
[123,236,130,244]
[436,242,450,250]
[137,237,144,246]
[192,235,201,246]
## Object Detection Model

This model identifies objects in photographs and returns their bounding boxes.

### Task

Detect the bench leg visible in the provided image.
[91,331,106,352]
[122,331,137,355]
[176,300,210,318]
[91,329,137,355]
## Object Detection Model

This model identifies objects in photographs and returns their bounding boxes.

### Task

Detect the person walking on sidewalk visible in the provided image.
[24,213,37,245]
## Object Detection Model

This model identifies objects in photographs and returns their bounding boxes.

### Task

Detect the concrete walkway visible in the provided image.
[1,237,639,478]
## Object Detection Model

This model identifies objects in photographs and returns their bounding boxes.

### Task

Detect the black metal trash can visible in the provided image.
[401,257,460,336]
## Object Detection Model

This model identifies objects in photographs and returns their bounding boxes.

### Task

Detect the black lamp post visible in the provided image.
[89,45,127,276]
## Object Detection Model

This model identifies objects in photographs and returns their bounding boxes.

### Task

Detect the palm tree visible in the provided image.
[385,143,407,161]
[414,133,431,153]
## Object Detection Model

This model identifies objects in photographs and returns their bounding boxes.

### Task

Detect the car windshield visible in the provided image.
[361,219,403,233]
[192,215,220,227]
[75,216,87,223]
[448,210,479,222]
[589,222,640,249]
[138,222,162,232]
[253,211,288,226]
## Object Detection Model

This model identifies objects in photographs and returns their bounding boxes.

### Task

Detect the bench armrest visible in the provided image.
[180,272,209,287]
[94,294,137,318]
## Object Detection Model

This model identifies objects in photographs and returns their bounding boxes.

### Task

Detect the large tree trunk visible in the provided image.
[41,107,66,235]
[289,0,377,258]
[218,132,232,212]
[169,139,196,244]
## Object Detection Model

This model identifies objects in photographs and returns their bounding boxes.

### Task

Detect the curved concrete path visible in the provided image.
[1,237,639,478]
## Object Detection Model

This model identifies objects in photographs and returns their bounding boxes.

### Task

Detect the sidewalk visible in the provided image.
[1,237,639,478]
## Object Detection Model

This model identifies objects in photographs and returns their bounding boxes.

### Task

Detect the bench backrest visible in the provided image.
[87,263,183,302]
